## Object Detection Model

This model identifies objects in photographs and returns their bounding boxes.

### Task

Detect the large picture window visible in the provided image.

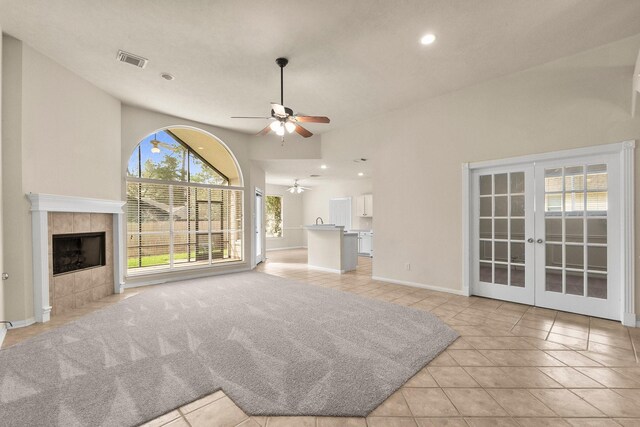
[126,128,243,274]
[265,195,283,238]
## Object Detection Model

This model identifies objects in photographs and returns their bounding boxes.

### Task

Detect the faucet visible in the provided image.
[315,217,324,225]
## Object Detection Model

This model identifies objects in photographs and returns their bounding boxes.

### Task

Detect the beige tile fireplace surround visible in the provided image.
[48,212,114,315]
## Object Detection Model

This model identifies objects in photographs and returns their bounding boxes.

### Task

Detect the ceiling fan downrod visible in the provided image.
[276,57,288,106]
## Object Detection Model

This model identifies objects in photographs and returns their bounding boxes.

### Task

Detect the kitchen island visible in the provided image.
[303,225,358,273]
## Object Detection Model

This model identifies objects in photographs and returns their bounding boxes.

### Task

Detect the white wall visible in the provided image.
[1,36,122,321]
[301,178,373,244]
[265,184,304,251]
[251,161,266,266]
[322,34,640,310]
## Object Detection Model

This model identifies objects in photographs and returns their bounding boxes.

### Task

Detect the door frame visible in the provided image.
[462,141,635,326]
[254,188,264,267]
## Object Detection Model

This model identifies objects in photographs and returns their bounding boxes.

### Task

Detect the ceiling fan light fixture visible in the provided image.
[275,125,285,136]
[297,187,303,194]
[150,134,161,154]
[421,33,437,45]
[285,121,296,133]
[289,187,295,193]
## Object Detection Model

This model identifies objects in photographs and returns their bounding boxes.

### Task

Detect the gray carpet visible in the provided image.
[0,271,458,426]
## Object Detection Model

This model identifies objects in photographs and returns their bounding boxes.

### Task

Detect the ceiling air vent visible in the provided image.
[117,50,148,69]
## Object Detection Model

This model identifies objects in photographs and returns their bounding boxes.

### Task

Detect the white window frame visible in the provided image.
[462,141,635,326]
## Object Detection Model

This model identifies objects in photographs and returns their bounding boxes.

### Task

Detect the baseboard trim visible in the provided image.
[7,317,36,329]
[372,276,468,296]
[308,265,345,274]
[0,325,6,347]
[125,267,252,289]
[266,246,306,252]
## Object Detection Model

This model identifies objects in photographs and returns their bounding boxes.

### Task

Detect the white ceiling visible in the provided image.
[2,0,640,137]
[258,159,372,187]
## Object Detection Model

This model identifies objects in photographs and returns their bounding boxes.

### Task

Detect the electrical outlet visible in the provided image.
[405,262,411,271]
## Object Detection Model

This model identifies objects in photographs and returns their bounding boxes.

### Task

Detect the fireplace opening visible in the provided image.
[53,232,106,275]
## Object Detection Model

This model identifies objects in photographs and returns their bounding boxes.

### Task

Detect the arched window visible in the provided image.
[126,127,243,274]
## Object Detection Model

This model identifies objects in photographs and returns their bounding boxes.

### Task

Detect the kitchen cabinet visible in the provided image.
[356,194,373,217]
[358,231,373,257]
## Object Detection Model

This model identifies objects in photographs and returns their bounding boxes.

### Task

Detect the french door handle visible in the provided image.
[527,238,534,243]
[537,238,544,244]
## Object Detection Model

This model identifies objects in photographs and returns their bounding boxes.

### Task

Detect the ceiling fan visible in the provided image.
[287,179,311,194]
[231,57,330,141]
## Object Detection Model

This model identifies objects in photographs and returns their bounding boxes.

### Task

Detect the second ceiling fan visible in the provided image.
[232,58,330,139]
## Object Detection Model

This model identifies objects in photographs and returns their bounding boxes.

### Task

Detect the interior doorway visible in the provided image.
[465,142,635,323]
[255,189,263,265]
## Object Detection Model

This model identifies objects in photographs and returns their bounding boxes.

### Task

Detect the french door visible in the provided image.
[471,153,620,320]
[534,154,619,319]
[472,165,535,305]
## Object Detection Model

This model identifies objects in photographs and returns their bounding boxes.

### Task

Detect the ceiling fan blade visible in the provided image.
[299,186,312,190]
[231,116,271,119]
[271,103,287,116]
[294,124,313,138]
[292,115,330,123]
[257,125,272,136]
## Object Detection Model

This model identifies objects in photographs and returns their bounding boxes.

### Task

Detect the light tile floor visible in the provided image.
[4,249,640,426]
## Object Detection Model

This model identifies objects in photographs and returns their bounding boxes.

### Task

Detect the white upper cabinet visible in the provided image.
[356,194,373,217]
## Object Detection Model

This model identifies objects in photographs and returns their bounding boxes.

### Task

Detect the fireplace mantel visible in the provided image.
[28,193,126,323]
[28,193,124,214]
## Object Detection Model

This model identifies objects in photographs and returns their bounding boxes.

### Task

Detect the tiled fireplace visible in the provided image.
[48,213,113,315]
[29,194,125,322]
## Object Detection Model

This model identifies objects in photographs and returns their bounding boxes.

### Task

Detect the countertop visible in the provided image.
[303,225,358,236]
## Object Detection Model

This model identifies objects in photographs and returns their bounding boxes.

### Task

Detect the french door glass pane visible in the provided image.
[587,219,607,243]
[480,197,492,217]
[495,196,508,216]
[587,246,607,271]
[480,262,492,282]
[565,218,583,243]
[480,175,492,195]
[495,174,508,195]
[566,270,584,296]
[494,242,508,263]
[546,269,562,293]
[480,240,492,261]
[511,219,524,240]
[510,172,525,193]
[511,195,525,216]
[495,264,508,285]
[587,273,607,299]
[480,219,492,238]
[565,245,584,269]
[545,218,562,242]
[510,265,525,287]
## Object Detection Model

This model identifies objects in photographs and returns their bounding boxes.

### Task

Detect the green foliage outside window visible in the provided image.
[266,195,283,238]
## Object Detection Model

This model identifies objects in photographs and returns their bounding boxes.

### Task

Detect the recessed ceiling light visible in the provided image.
[160,72,175,81]
[358,172,364,176]
[198,146,204,150]
[420,33,436,45]
[321,164,327,169]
